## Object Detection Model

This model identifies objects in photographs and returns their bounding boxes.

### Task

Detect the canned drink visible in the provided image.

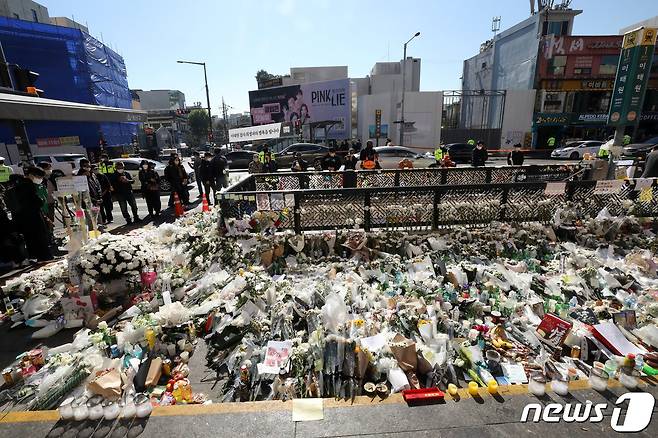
[2,368,13,385]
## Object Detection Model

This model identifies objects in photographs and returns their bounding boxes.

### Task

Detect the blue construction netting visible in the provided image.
[0,17,136,149]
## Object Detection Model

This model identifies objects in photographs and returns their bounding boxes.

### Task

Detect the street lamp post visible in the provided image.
[177,60,213,145]
[399,31,420,147]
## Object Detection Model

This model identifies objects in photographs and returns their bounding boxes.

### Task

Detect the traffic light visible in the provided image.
[13,67,42,96]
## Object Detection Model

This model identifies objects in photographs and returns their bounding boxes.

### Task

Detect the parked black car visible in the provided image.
[444,143,475,163]
[224,150,255,169]
[623,136,658,159]
[275,143,330,169]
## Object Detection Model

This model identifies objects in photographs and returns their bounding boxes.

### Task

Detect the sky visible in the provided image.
[43,0,657,114]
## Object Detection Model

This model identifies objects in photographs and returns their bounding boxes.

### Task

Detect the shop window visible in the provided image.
[573,67,592,75]
[548,56,567,75]
[542,20,569,36]
[544,92,563,112]
[599,55,619,75]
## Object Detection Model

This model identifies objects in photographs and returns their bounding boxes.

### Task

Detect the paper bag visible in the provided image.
[146,357,163,388]
[87,369,122,398]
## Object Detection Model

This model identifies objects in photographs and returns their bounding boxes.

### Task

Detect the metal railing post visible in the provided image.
[432,189,440,230]
[293,192,301,234]
[364,190,371,232]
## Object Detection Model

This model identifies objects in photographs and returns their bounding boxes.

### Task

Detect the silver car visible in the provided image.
[550,140,603,159]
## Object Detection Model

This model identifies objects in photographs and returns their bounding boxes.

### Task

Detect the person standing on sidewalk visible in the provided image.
[93,165,114,224]
[212,149,229,193]
[471,141,488,167]
[248,154,262,174]
[200,152,216,205]
[139,160,161,218]
[165,156,190,207]
[192,151,204,198]
[11,167,52,261]
[507,143,524,166]
[111,161,140,224]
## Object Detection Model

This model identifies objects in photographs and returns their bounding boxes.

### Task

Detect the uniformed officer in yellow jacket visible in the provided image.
[98,153,116,175]
[0,156,13,185]
[258,147,275,163]
[434,145,444,162]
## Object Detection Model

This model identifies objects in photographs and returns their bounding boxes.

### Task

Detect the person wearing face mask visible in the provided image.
[77,159,104,230]
[36,162,57,239]
[200,152,216,204]
[139,160,161,217]
[165,156,190,207]
[471,140,488,167]
[111,161,140,224]
[10,167,52,261]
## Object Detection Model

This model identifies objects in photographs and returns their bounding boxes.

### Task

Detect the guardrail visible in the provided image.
[229,164,583,192]
[219,178,658,233]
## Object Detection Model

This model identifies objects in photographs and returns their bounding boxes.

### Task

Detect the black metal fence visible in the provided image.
[219,177,658,233]
[229,165,582,192]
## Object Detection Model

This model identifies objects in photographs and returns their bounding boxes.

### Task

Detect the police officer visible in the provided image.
[623,134,631,146]
[547,136,556,148]
[258,147,275,163]
[0,156,13,186]
[98,153,116,175]
[434,144,444,164]
[467,139,475,147]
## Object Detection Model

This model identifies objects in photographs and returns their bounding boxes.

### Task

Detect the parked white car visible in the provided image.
[550,140,604,159]
[33,153,86,177]
[110,158,195,192]
[371,146,435,169]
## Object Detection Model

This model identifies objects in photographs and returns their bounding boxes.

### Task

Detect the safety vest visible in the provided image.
[258,151,275,163]
[623,135,631,145]
[467,139,475,146]
[0,164,11,183]
[547,137,556,147]
[597,146,609,158]
[98,161,116,174]
[434,148,444,161]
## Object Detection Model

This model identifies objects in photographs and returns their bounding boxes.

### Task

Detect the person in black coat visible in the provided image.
[343,148,358,188]
[10,167,52,261]
[471,141,488,167]
[200,152,216,204]
[93,165,114,224]
[507,143,524,166]
[322,148,342,171]
[165,156,190,206]
[139,160,161,217]
[211,149,228,191]
[111,161,140,224]
[192,151,204,198]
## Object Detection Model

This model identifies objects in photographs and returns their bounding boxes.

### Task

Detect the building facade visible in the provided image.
[0,15,136,155]
[461,7,582,148]
[534,34,658,147]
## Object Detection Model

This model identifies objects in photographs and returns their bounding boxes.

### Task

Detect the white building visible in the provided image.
[619,16,658,34]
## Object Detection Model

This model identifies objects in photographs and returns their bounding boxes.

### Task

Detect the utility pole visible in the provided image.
[222,97,230,148]
[177,60,213,145]
[399,32,420,147]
